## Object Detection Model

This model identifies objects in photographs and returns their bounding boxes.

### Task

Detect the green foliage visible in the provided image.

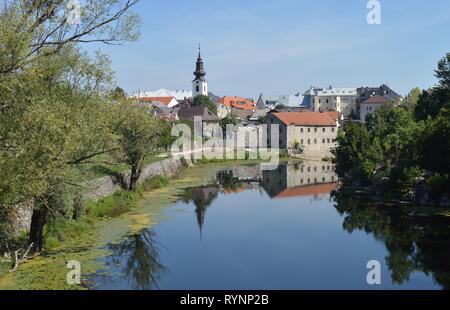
[86,189,143,219]
[335,53,450,201]
[114,103,172,190]
[192,95,217,115]
[143,175,170,191]
[404,87,421,111]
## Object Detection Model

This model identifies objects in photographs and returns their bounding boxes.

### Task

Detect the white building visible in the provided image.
[131,89,192,101]
[304,86,357,117]
[192,46,208,97]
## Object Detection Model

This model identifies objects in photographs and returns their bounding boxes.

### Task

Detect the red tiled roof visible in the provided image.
[275,182,338,198]
[219,96,256,110]
[361,95,388,105]
[272,111,339,126]
[138,96,175,106]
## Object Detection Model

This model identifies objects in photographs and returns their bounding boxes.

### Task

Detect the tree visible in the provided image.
[110,86,127,101]
[0,0,140,74]
[404,87,421,111]
[414,53,450,121]
[115,104,169,191]
[0,1,140,254]
[192,95,217,115]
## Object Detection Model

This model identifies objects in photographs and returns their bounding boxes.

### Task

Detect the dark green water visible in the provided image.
[89,163,450,290]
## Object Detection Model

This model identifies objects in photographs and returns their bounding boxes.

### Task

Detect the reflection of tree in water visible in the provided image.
[332,190,450,289]
[103,229,168,290]
[216,170,243,192]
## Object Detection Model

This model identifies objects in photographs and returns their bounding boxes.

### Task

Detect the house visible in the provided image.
[151,103,178,121]
[356,84,402,104]
[267,111,340,158]
[177,106,220,138]
[256,93,310,110]
[217,96,257,119]
[356,84,402,119]
[304,86,358,117]
[359,95,389,122]
[137,96,179,108]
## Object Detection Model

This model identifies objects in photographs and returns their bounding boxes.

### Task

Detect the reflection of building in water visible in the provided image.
[261,162,337,198]
[182,186,219,238]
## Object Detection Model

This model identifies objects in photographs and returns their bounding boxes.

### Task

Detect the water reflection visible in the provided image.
[91,229,167,290]
[89,162,450,290]
[180,162,338,236]
[331,190,450,289]
[179,186,219,237]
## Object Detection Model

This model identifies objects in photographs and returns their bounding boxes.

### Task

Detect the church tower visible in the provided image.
[192,44,208,97]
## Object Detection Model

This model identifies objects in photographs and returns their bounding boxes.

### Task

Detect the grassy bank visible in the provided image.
[0,161,250,290]
[0,175,170,290]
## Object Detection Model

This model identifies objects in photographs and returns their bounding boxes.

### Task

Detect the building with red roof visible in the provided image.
[267,111,340,159]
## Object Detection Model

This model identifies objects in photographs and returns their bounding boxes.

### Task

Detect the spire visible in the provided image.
[193,44,206,81]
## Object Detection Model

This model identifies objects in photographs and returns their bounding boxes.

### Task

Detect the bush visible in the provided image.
[86,189,143,219]
[143,175,170,191]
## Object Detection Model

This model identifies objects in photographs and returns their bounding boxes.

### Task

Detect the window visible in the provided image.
[314,166,317,172]
[314,139,317,144]
[196,86,199,92]
[301,139,304,144]
[322,128,326,132]
[327,138,330,143]
[332,128,335,132]
[301,128,303,133]
[314,128,317,132]
[307,139,311,144]
[322,139,326,144]
[308,128,311,133]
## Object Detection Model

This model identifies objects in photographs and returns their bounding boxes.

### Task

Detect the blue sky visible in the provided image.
[92,0,450,98]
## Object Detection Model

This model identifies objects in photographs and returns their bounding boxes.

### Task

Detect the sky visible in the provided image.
[90,0,450,99]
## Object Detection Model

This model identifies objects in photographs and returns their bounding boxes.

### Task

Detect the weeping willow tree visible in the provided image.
[0,0,141,254]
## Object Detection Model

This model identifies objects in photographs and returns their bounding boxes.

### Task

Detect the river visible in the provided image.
[88,162,450,290]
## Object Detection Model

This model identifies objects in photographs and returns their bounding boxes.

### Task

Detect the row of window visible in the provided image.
[299,176,336,185]
[300,127,335,133]
[299,138,335,145]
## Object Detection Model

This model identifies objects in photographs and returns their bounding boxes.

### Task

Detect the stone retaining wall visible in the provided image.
[10,157,185,236]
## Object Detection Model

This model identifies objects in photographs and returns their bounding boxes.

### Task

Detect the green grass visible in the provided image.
[142,175,170,191]
[85,189,144,219]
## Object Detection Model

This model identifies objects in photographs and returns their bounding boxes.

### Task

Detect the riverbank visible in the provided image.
[0,160,265,290]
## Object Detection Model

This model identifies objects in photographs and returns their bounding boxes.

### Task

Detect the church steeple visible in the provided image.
[192,44,208,97]
[193,44,206,81]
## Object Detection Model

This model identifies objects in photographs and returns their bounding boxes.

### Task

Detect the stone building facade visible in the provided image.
[267,111,339,158]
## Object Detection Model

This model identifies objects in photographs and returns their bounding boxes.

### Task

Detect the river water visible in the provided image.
[89,162,450,290]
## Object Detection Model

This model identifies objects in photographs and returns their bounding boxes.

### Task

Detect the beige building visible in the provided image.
[359,95,389,122]
[267,111,339,158]
[304,86,357,117]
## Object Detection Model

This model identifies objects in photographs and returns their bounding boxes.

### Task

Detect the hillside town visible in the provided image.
[131,47,403,158]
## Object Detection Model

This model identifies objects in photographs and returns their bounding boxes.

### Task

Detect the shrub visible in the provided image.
[143,175,170,191]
